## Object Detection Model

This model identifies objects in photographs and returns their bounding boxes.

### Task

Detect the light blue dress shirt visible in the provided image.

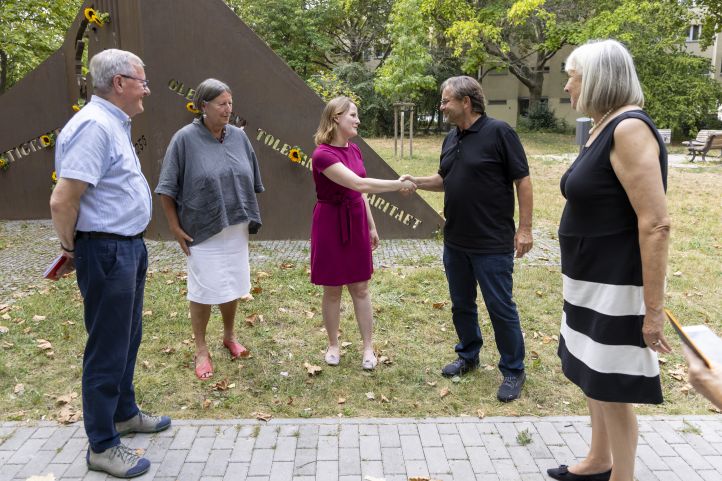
[55,95,152,236]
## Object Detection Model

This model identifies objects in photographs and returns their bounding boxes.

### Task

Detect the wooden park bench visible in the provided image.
[682,129,722,162]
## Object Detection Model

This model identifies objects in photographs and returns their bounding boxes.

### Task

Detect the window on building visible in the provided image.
[688,25,701,41]
[561,61,566,73]
[488,100,507,105]
[518,97,549,117]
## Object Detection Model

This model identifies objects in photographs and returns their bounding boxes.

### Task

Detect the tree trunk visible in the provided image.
[527,72,544,111]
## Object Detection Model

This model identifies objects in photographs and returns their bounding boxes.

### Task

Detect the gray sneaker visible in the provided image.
[86,443,150,478]
[115,411,171,436]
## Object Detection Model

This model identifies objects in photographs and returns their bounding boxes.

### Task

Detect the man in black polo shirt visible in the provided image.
[402,75,533,402]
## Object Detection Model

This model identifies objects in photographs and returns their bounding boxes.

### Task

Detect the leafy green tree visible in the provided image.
[579,0,722,134]
[0,0,83,93]
[375,0,436,102]
[419,0,604,111]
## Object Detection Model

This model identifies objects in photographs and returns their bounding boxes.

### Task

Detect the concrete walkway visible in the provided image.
[1,415,721,481]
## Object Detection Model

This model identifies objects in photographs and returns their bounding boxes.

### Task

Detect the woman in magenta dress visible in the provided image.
[311,96,415,370]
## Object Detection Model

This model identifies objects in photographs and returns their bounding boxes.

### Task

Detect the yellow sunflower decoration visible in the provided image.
[0,157,8,171]
[40,135,53,147]
[84,7,107,27]
[52,171,58,183]
[186,102,200,114]
[72,104,81,112]
[288,148,302,163]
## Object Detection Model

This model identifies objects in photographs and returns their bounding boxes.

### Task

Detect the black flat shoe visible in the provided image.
[547,465,612,481]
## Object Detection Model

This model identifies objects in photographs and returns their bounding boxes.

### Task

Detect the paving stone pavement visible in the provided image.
[1,415,721,480]
[0,220,560,305]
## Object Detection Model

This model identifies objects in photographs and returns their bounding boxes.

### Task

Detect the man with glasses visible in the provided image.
[401,76,533,402]
[50,49,170,478]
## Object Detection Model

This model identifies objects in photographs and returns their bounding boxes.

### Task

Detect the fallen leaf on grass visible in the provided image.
[55,392,78,405]
[432,302,446,309]
[57,405,81,424]
[280,262,295,269]
[1,313,11,320]
[14,384,24,395]
[212,379,231,391]
[477,409,485,419]
[0,326,8,334]
[337,397,346,404]
[256,271,271,279]
[32,315,46,321]
[202,399,212,409]
[245,313,263,326]
[142,361,150,369]
[170,312,178,318]
[366,391,375,400]
[305,311,315,319]
[426,381,437,387]
[529,351,540,360]
[253,411,272,421]
[251,287,263,295]
[439,387,450,398]
[482,364,495,371]
[161,347,175,355]
[142,310,152,317]
[673,271,682,277]
[36,339,53,350]
[341,341,353,348]
[668,365,687,382]
[378,355,392,365]
[381,395,390,403]
[304,361,322,376]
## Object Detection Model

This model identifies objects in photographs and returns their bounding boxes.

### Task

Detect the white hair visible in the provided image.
[89,49,144,93]
[565,39,644,117]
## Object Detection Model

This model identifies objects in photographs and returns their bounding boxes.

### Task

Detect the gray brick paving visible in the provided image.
[2,416,722,480]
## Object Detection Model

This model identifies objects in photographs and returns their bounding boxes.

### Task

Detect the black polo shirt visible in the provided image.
[438,114,529,253]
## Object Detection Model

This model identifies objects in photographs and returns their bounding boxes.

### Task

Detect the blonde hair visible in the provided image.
[565,39,644,117]
[314,96,355,145]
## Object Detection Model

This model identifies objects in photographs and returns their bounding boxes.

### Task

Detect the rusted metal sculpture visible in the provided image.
[0,0,442,239]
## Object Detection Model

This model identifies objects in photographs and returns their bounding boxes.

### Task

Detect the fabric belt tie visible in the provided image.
[76,231,145,241]
[317,196,363,245]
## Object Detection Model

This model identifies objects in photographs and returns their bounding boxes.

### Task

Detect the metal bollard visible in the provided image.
[575,117,592,153]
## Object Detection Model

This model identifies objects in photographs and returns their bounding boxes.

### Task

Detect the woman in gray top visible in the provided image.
[156,78,264,381]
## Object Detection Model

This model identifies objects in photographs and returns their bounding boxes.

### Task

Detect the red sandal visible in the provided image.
[194,354,213,380]
[223,339,250,359]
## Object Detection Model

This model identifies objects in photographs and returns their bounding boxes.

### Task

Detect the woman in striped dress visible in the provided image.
[548,40,671,481]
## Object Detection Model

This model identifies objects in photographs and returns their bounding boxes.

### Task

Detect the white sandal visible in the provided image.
[325,348,340,366]
[362,351,377,370]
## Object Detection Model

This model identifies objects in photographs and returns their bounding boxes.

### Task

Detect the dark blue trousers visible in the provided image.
[75,237,147,452]
[443,245,525,376]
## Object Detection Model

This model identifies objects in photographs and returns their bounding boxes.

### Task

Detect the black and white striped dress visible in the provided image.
[557,110,667,404]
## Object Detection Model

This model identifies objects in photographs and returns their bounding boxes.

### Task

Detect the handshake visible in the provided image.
[397,174,417,196]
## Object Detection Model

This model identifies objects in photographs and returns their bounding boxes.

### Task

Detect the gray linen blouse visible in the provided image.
[155,119,264,246]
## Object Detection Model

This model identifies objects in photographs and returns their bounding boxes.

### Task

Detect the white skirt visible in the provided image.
[186,223,250,304]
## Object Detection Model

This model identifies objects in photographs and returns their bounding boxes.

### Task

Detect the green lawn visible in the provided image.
[0,133,720,423]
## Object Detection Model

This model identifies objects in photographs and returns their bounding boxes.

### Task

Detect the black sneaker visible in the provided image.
[441,358,478,377]
[497,372,526,402]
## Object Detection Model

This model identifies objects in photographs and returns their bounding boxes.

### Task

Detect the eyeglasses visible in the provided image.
[119,74,149,88]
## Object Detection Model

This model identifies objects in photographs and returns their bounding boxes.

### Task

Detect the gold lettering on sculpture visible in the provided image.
[186,88,195,100]
[251,127,424,230]
[20,143,31,156]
